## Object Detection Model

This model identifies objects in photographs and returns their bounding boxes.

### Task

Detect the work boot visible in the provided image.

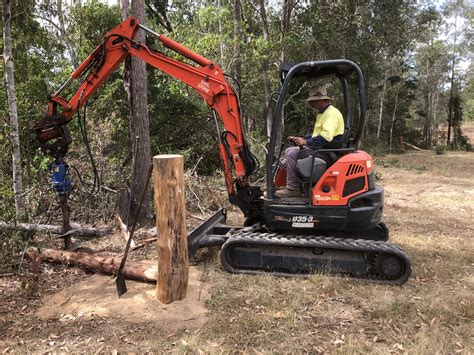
[275,187,301,198]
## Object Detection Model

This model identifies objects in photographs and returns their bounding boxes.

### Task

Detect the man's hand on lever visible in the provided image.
[288,136,307,146]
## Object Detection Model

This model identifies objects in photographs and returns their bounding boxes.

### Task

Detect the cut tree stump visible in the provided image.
[25,248,157,283]
[153,154,189,304]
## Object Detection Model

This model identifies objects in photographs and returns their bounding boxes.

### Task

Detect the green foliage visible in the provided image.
[69,0,122,57]
[435,144,446,155]
[1,0,472,227]
[0,185,15,222]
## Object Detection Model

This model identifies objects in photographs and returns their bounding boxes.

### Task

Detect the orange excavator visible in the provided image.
[34,17,411,284]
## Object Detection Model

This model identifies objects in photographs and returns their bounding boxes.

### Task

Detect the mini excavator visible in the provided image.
[34,17,411,285]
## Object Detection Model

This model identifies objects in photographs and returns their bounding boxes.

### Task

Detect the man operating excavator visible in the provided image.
[34,16,411,283]
[275,86,344,198]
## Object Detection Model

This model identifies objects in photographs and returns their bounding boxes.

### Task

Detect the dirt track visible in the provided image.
[0,150,473,353]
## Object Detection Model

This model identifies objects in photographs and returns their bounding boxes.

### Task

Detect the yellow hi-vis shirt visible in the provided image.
[312,105,344,142]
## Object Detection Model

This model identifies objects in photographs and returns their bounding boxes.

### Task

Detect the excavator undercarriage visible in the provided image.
[188,209,411,285]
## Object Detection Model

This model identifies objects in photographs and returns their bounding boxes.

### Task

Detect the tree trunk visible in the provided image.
[259,0,273,138]
[232,0,242,85]
[376,71,387,140]
[25,248,158,283]
[130,0,151,220]
[232,0,250,131]
[0,221,112,238]
[280,0,293,64]
[120,0,151,220]
[447,10,458,146]
[57,0,78,68]
[2,0,26,222]
[277,0,294,155]
[431,89,440,144]
[389,91,399,153]
[217,0,225,66]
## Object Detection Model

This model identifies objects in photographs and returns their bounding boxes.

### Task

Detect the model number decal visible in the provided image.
[292,216,314,223]
[197,80,210,93]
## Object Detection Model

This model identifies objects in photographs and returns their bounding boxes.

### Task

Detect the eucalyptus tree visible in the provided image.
[36,0,79,68]
[412,6,450,146]
[1,0,63,221]
[120,0,151,219]
[443,0,472,146]
[2,0,25,221]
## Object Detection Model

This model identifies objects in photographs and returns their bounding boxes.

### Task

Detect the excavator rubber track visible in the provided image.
[220,229,411,285]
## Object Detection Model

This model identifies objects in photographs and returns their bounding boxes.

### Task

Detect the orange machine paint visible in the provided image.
[312,151,374,206]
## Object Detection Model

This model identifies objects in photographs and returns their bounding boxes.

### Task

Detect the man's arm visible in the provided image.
[305,135,330,150]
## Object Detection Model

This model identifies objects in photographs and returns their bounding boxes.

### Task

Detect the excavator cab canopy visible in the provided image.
[277,60,366,147]
[279,62,357,82]
[265,59,367,199]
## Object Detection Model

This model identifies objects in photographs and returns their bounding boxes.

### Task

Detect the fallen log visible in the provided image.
[401,141,423,151]
[25,248,157,283]
[0,221,112,238]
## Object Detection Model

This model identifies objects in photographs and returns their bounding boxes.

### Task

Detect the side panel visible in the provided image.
[265,186,384,232]
[312,151,374,206]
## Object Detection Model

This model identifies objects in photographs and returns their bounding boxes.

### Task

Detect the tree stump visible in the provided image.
[153,154,189,303]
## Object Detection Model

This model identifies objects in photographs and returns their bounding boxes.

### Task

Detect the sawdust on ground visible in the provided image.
[37,266,209,330]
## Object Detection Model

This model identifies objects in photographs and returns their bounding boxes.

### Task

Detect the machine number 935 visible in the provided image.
[291,216,314,223]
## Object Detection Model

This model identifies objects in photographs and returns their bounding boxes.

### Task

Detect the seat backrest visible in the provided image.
[296,156,327,184]
[323,139,344,149]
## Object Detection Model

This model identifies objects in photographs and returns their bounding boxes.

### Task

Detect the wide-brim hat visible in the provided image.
[306,87,332,101]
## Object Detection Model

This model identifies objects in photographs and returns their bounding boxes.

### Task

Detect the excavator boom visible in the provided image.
[34,16,257,196]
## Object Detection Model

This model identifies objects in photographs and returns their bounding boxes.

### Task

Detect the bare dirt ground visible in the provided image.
[1,150,473,353]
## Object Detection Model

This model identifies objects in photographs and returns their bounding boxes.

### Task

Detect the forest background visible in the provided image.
[0,0,472,227]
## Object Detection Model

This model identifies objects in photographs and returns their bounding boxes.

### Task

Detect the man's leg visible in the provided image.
[275,147,306,197]
[284,146,302,190]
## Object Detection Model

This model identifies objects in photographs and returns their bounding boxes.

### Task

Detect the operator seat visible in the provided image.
[296,156,326,186]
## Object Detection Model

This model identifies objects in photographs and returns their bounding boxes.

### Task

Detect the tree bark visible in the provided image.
[447,10,458,146]
[402,141,423,151]
[389,91,399,153]
[376,71,388,140]
[120,0,151,220]
[153,155,189,304]
[277,0,295,155]
[217,0,225,65]
[280,0,294,64]
[258,0,273,138]
[57,0,78,68]
[232,0,242,85]
[25,248,158,283]
[0,221,112,238]
[2,0,26,222]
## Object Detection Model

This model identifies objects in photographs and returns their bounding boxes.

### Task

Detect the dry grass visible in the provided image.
[175,150,473,353]
[1,150,473,353]
[462,121,474,144]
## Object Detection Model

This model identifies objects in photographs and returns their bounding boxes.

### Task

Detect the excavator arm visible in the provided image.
[33,16,258,196]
